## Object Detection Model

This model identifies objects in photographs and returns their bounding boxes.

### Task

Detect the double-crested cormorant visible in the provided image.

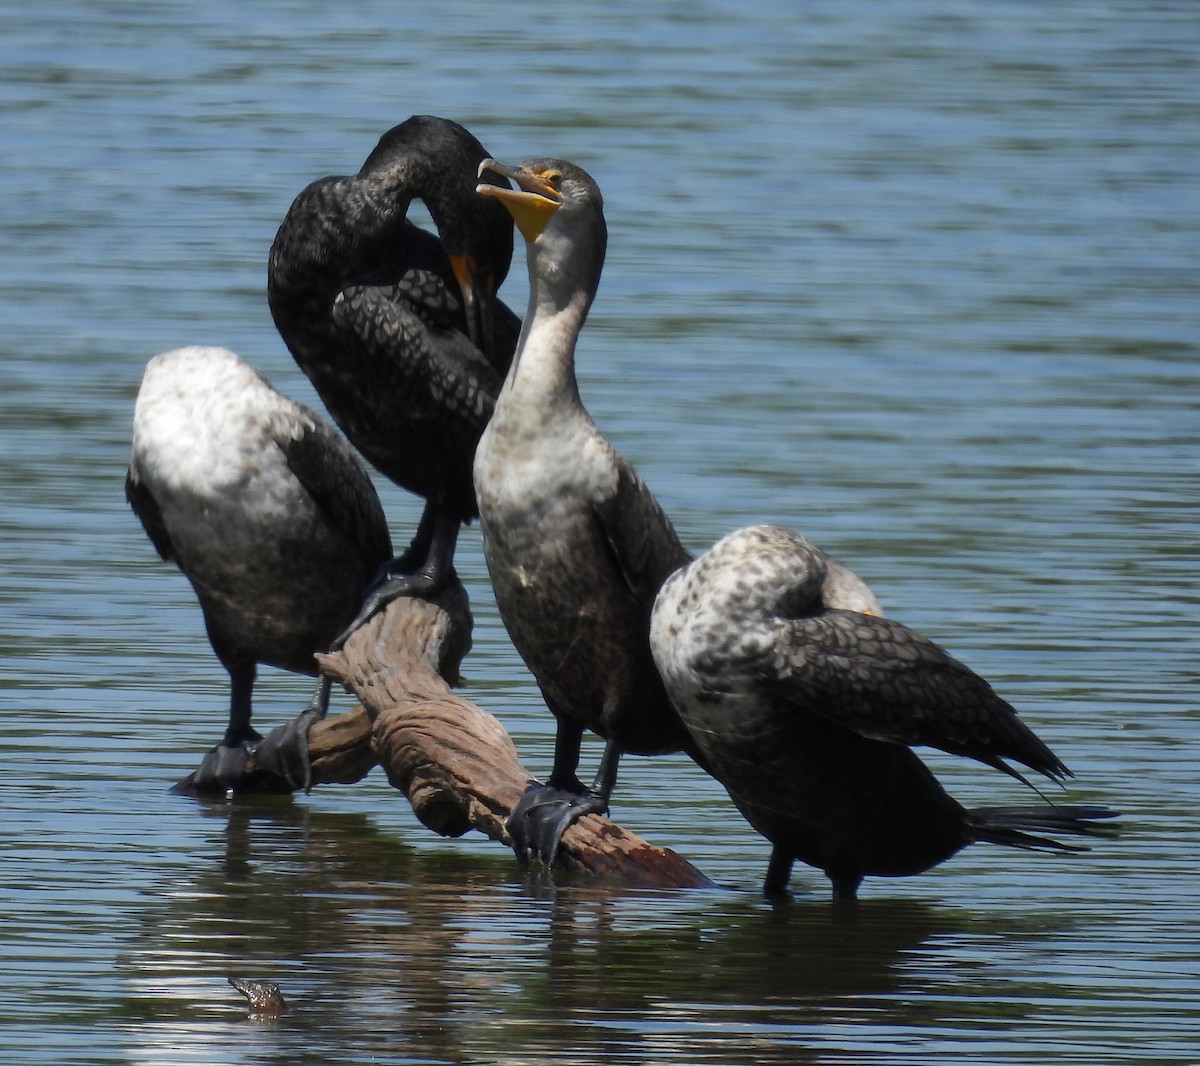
[649,523,1118,900]
[267,115,519,631]
[126,346,392,791]
[473,158,697,866]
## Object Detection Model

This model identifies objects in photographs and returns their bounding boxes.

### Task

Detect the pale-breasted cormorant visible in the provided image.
[650,523,1118,900]
[473,158,698,866]
[126,346,392,791]
[267,115,519,632]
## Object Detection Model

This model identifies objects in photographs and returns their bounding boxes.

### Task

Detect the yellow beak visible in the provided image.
[476,159,562,243]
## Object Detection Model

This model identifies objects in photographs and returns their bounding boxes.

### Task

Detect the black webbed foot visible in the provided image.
[507,781,609,869]
[332,508,462,649]
[252,675,333,792]
[329,557,452,652]
[253,707,324,792]
[191,730,262,793]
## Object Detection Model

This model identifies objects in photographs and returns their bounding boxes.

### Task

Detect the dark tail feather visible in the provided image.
[968,804,1120,853]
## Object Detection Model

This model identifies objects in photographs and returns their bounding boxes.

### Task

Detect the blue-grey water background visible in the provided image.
[2,1,1197,1063]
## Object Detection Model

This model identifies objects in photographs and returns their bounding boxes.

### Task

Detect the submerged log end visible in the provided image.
[559,814,715,889]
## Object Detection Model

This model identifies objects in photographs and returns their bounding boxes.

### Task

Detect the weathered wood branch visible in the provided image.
[175,580,711,890]
[318,583,712,888]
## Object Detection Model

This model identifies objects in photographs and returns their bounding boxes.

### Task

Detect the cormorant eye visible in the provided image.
[543,170,563,190]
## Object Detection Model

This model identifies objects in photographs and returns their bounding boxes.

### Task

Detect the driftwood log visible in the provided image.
[175,580,711,890]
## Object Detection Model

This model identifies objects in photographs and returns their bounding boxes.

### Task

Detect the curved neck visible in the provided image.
[272,175,411,293]
[503,231,597,405]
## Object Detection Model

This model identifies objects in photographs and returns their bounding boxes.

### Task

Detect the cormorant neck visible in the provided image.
[270,170,414,298]
[504,231,598,405]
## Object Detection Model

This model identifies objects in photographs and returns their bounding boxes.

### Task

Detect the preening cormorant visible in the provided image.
[649,523,1118,900]
[126,346,392,792]
[267,115,519,634]
[473,158,698,866]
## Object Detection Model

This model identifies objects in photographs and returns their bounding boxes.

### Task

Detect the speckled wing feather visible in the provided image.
[325,280,505,512]
[334,284,502,429]
[592,459,693,608]
[768,610,1070,783]
[124,465,175,564]
[277,407,393,570]
[381,265,520,376]
[386,268,463,331]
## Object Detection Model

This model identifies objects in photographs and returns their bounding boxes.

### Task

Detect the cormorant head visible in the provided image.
[361,115,516,361]
[476,158,603,241]
[476,158,607,308]
[474,158,564,243]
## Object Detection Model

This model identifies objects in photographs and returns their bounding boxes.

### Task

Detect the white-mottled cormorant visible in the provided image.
[473,158,698,866]
[650,523,1118,900]
[126,346,392,791]
[267,115,519,633]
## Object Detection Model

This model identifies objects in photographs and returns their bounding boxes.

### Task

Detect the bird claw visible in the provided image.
[190,735,261,794]
[253,707,324,792]
[506,782,608,869]
[329,566,444,650]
